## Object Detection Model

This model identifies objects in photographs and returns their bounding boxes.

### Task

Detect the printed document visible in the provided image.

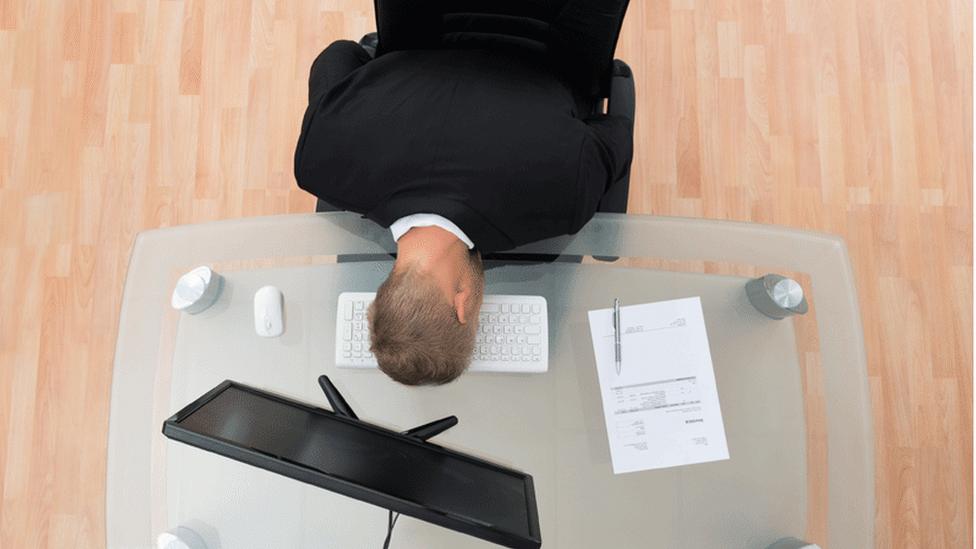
[588,296,729,474]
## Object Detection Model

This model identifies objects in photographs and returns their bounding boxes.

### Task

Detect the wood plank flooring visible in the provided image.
[0,1,971,547]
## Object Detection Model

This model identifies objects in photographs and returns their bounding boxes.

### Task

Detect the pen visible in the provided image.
[613,298,622,375]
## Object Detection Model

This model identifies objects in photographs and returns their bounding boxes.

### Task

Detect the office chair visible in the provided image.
[315,0,635,216]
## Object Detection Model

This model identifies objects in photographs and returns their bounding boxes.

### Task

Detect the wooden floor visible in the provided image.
[0,1,970,547]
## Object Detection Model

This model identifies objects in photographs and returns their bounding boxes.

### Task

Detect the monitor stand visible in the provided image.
[317,375,458,442]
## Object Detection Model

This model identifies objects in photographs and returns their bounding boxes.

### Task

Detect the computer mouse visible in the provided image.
[253,285,284,337]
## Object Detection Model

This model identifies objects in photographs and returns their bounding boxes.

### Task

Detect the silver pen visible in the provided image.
[613,298,622,374]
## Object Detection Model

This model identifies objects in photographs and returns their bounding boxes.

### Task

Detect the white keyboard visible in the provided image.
[335,292,549,373]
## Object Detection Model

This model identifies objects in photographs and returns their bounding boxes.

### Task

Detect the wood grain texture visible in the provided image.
[0,1,970,547]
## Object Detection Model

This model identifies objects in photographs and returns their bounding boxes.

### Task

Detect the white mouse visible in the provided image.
[253,285,284,337]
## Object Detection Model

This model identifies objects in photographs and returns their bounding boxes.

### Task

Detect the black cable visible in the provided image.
[382,509,401,549]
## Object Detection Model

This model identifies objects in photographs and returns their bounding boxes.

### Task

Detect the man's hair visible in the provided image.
[368,254,483,385]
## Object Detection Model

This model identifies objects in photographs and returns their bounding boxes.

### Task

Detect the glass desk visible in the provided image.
[107,213,873,548]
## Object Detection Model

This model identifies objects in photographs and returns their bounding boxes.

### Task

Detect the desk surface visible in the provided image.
[107,212,873,548]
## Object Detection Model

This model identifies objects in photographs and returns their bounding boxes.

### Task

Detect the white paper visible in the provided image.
[588,296,729,474]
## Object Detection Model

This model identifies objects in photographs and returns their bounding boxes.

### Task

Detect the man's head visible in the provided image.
[367,227,484,385]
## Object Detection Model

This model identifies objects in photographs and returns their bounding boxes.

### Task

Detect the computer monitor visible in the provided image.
[162,380,542,549]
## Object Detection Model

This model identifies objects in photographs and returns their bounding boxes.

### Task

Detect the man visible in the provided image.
[295,33,632,386]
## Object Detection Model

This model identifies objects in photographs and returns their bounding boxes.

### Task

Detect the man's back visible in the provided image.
[296,47,631,252]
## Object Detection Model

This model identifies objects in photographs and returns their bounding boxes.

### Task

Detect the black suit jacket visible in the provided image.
[295,48,631,252]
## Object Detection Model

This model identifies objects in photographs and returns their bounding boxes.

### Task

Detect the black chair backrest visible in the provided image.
[374,0,631,98]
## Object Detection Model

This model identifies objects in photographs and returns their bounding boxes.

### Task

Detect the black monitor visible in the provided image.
[162,379,542,549]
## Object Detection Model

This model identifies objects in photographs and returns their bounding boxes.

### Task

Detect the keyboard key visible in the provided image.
[481,303,500,313]
[530,315,541,323]
[343,325,352,340]
[354,312,364,321]
[354,301,364,311]
[517,335,526,344]
[343,302,353,321]
[343,342,351,351]
[528,335,541,344]
[506,335,515,345]
[503,325,512,334]
[532,304,540,314]
[521,304,530,313]
[500,303,509,313]
[353,333,362,341]
[525,325,541,334]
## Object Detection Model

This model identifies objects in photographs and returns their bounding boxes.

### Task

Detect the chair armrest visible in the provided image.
[359,32,378,58]
[607,59,634,125]
[596,59,634,218]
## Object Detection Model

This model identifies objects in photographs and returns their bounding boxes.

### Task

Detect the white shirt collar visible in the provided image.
[390,213,475,249]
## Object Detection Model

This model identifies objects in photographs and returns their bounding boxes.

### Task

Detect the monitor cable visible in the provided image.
[382,509,401,549]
